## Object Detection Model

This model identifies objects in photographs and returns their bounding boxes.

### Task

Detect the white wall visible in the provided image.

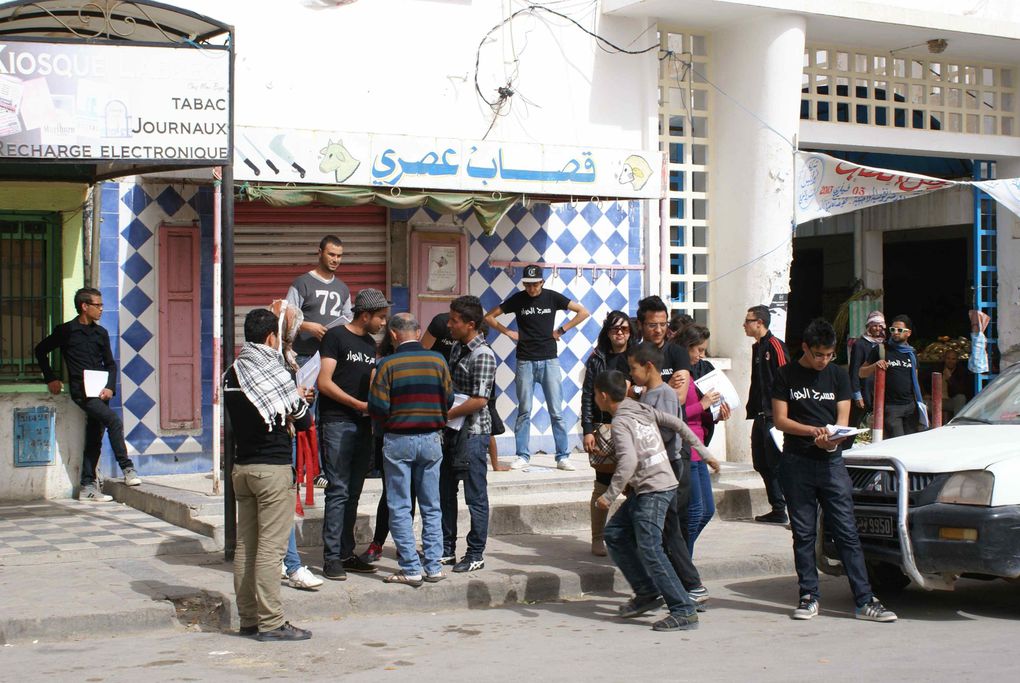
[0,394,84,501]
[170,0,655,149]
[996,158,1020,368]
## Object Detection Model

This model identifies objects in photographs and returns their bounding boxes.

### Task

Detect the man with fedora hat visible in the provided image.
[318,288,390,581]
[485,264,589,471]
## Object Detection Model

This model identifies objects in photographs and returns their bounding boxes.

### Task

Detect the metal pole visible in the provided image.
[212,170,223,495]
[872,366,886,443]
[222,162,236,562]
[931,371,943,428]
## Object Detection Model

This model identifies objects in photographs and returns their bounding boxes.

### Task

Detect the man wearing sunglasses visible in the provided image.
[744,304,790,525]
[860,314,929,438]
[35,287,140,502]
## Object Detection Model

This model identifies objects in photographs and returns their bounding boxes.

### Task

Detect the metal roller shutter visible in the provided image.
[233,201,388,344]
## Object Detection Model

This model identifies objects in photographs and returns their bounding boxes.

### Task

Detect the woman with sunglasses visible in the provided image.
[676,324,725,555]
[581,311,636,556]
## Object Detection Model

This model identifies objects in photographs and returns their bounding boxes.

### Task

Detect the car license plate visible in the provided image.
[855,514,894,539]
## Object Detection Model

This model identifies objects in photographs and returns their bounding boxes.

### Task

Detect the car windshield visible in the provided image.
[952,369,1020,425]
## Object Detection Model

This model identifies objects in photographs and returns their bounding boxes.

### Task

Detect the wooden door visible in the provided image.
[158,225,201,430]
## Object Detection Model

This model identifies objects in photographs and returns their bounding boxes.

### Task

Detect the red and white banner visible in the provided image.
[794,151,1020,224]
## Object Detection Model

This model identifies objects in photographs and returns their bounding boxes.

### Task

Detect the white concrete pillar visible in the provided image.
[861,228,884,292]
[708,13,806,461]
[995,158,1020,369]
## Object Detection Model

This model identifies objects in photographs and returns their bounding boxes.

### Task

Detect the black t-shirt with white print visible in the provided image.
[426,312,456,364]
[501,288,570,361]
[772,362,851,458]
[318,325,376,423]
[614,341,692,391]
[866,342,916,406]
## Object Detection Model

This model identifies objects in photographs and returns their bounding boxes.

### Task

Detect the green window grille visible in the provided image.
[0,212,62,383]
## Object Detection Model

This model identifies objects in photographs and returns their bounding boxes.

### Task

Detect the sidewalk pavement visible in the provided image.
[0,504,795,644]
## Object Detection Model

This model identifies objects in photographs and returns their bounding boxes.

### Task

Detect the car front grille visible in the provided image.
[847,468,936,494]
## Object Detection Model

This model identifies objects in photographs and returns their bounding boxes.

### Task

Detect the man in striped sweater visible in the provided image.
[368,313,454,587]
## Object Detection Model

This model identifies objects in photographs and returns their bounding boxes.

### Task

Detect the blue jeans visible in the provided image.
[382,431,443,576]
[321,419,373,562]
[778,453,874,607]
[283,442,302,575]
[604,488,696,617]
[686,459,715,555]
[514,358,569,461]
[441,432,490,559]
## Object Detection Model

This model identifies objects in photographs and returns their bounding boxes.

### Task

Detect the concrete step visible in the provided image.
[106,461,770,550]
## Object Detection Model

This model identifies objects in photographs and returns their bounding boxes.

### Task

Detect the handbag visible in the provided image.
[588,423,618,468]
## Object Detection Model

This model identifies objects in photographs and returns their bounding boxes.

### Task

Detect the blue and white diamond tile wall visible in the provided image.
[401,200,644,454]
[96,180,215,477]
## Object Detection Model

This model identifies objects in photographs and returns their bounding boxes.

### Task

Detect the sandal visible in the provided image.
[652,613,699,632]
[384,571,423,588]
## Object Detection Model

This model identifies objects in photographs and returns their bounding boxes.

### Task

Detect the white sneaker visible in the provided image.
[78,484,113,503]
[510,457,529,470]
[122,468,142,486]
[557,459,576,471]
[281,561,288,580]
[287,566,323,590]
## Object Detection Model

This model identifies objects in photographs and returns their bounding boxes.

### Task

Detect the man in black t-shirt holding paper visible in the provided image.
[772,318,896,623]
[318,288,390,581]
[484,264,589,471]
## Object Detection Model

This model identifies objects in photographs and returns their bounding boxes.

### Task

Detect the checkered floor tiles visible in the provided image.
[0,500,213,562]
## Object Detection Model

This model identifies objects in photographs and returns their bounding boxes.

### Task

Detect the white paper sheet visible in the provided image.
[84,370,110,398]
[296,352,320,389]
[769,426,785,451]
[446,393,470,431]
[694,368,742,413]
[826,424,867,439]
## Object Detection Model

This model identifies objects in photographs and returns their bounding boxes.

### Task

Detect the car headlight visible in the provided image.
[937,470,994,506]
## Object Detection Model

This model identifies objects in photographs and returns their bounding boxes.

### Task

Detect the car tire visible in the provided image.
[866,561,911,592]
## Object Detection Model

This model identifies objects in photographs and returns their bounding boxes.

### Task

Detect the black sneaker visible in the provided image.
[313,475,329,489]
[652,613,699,631]
[256,621,312,642]
[239,625,258,637]
[440,554,456,565]
[343,555,378,574]
[754,510,789,525]
[618,594,665,619]
[452,557,485,573]
[687,585,709,604]
[323,559,347,581]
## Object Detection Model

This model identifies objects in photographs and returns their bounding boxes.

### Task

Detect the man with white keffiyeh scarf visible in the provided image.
[224,308,313,642]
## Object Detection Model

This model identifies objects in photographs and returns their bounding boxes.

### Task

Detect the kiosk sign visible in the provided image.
[0,40,229,163]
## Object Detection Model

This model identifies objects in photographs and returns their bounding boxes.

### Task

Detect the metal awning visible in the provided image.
[0,0,233,182]
[0,0,229,44]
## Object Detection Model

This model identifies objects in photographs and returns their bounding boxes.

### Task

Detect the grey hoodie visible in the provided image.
[603,398,716,503]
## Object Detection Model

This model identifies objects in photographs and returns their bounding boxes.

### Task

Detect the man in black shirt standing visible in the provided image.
[860,314,928,438]
[772,318,896,623]
[744,304,789,524]
[224,308,313,641]
[485,265,589,471]
[35,287,139,502]
[318,288,390,580]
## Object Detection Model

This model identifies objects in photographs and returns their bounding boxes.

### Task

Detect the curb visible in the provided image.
[0,604,178,645]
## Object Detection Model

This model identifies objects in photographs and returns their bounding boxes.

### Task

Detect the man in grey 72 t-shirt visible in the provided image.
[286,234,353,363]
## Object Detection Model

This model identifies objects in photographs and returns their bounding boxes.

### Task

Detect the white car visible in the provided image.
[818,362,1020,591]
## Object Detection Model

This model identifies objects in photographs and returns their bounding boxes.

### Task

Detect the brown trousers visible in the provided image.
[233,463,293,632]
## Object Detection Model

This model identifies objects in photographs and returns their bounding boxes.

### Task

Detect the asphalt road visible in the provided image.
[5,573,1017,682]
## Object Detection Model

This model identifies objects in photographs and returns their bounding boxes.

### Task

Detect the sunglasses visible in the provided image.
[743,318,758,325]
[889,327,910,334]
[609,326,631,334]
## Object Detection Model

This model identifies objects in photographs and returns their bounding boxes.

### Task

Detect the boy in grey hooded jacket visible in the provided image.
[594,370,717,632]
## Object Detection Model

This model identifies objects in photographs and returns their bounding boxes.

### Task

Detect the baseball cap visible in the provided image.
[352,288,391,313]
[521,264,544,283]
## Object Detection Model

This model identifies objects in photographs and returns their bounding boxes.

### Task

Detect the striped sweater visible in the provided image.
[368,341,453,433]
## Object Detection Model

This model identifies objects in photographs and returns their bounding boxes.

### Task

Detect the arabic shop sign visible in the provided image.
[0,40,230,164]
[233,126,663,199]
